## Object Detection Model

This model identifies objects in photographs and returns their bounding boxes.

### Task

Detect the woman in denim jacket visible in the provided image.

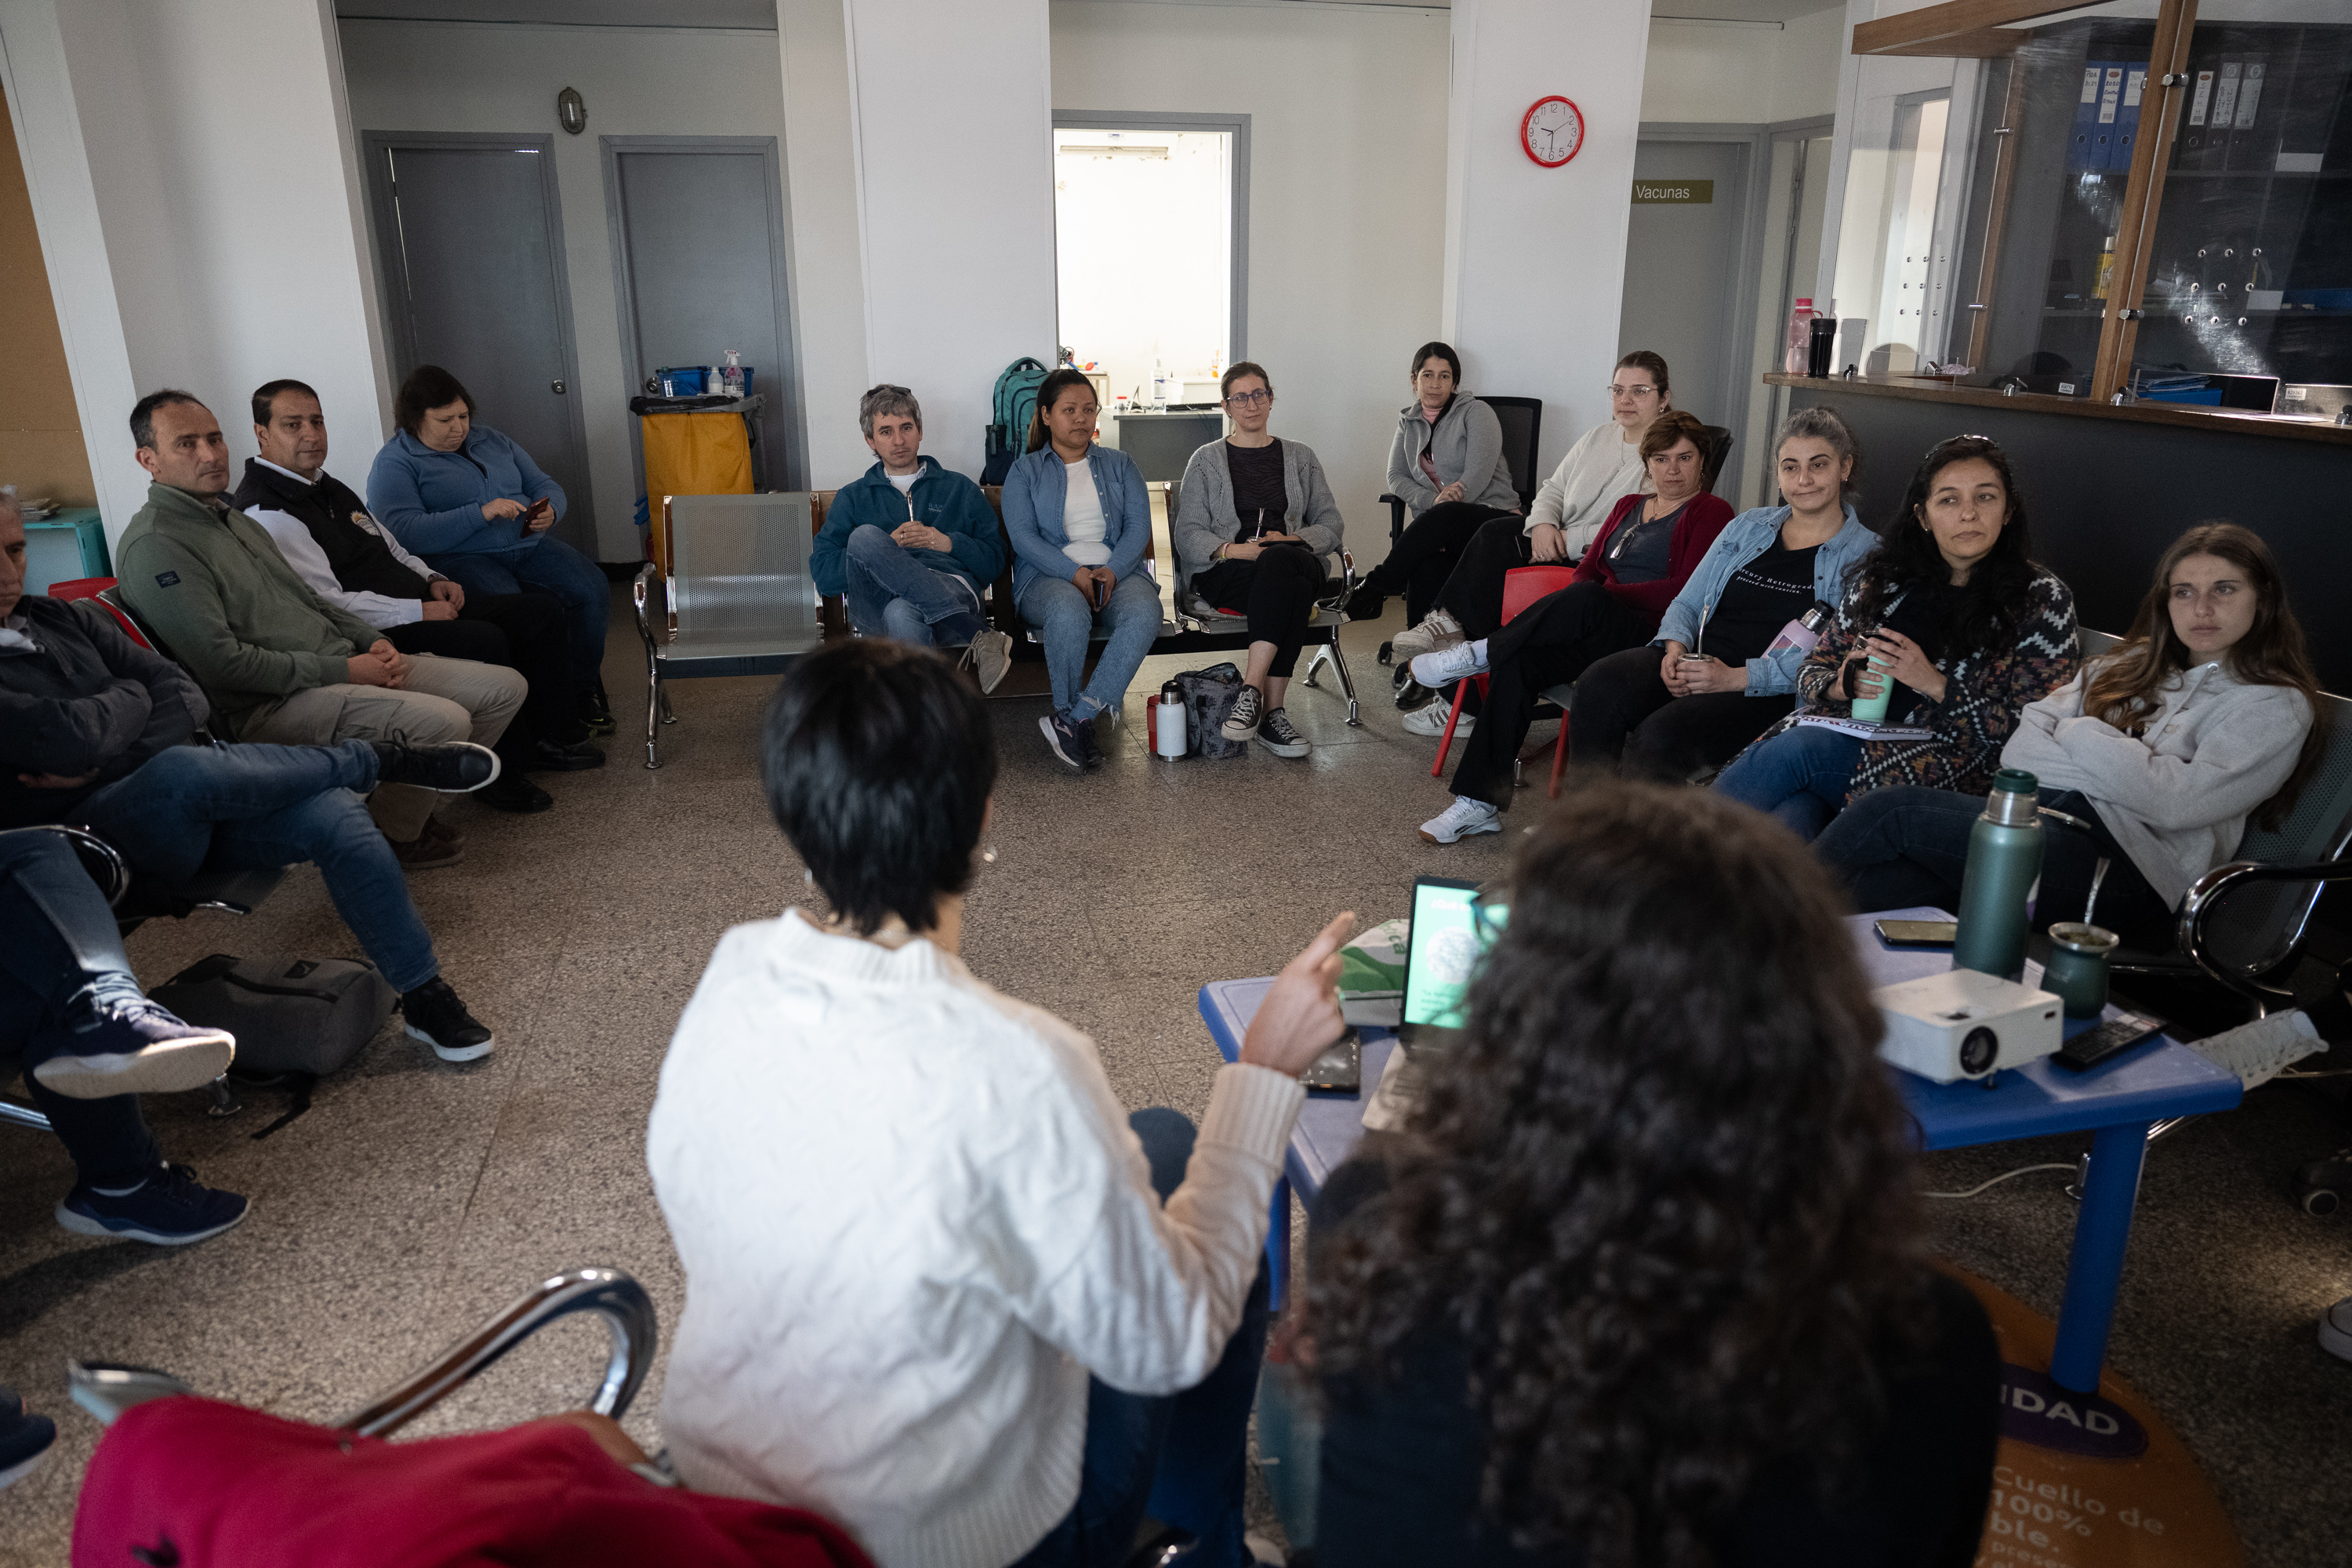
[1564,408,1878,786]
[1001,369,1158,773]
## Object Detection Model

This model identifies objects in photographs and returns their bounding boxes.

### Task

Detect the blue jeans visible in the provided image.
[1713,725,1865,842]
[1011,1109,1271,1568]
[426,536,608,698]
[0,832,163,1188]
[844,524,985,647]
[71,742,440,993]
[1019,572,1162,721]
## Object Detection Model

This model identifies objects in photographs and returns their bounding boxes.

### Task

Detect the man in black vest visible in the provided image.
[233,380,601,812]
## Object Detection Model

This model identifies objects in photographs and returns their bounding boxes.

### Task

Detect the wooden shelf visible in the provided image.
[1762,372,2352,448]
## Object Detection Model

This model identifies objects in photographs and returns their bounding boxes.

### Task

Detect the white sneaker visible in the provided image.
[1410,640,1489,689]
[1388,608,1465,663]
[1419,796,1501,844]
[1401,702,1471,739]
[962,628,1014,695]
[2321,1294,2352,1363]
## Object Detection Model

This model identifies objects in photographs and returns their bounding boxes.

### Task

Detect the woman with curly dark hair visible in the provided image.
[1714,434,2078,840]
[1307,779,1999,1566]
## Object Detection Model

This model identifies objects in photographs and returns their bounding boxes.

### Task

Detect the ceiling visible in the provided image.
[332,0,1844,27]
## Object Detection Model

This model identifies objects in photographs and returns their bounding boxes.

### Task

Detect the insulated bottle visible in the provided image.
[1848,648,1895,723]
[1953,768,2044,982]
[1152,682,1188,758]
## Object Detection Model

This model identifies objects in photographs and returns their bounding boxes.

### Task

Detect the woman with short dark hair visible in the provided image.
[1309,779,2001,1566]
[1170,361,1347,758]
[365,365,613,734]
[650,640,1354,1568]
[1714,434,2078,841]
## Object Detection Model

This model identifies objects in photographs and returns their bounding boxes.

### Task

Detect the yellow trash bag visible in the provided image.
[641,410,753,572]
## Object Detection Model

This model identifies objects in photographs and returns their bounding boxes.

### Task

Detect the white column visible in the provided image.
[1441,0,1652,478]
[842,0,1058,481]
[779,0,873,488]
[0,0,387,550]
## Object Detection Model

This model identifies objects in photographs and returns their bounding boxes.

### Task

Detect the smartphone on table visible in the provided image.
[1875,918,1958,948]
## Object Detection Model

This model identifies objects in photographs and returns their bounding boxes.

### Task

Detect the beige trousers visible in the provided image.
[238,655,527,840]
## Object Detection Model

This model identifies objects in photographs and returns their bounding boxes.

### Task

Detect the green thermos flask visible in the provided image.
[1952,768,2043,982]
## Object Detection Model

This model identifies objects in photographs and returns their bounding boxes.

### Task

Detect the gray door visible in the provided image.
[364,136,596,557]
[604,139,796,491]
[1619,140,1750,449]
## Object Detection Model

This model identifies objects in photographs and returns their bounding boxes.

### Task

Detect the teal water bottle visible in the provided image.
[1952,768,2043,982]
[1849,650,1894,723]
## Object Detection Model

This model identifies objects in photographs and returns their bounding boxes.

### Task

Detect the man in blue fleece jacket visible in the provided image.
[810,384,1013,692]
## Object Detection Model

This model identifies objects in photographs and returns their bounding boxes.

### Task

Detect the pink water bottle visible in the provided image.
[1784,298,1814,376]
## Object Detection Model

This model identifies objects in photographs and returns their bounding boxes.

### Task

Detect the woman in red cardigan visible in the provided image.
[1412,412,1733,843]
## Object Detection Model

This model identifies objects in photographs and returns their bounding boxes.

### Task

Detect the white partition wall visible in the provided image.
[843,0,1058,480]
[1441,0,1652,481]
[0,0,386,549]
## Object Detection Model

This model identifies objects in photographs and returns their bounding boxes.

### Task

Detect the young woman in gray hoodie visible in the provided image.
[1817,521,2325,943]
[1348,343,1521,628]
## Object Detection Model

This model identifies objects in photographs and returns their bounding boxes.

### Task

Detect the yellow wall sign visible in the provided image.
[1632,180,1715,204]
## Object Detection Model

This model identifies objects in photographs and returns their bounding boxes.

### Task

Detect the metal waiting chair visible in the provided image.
[633,493,825,768]
[1163,479,1364,728]
[1380,394,1544,548]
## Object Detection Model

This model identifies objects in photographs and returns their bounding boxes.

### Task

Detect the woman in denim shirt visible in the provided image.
[1566,408,1878,786]
[1001,369,1158,773]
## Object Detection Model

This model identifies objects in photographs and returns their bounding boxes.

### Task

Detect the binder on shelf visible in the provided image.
[2180,65,2217,171]
[2225,58,2268,169]
[2069,64,2101,172]
[2092,64,2125,171]
[2114,66,2147,173]
[2209,59,2244,137]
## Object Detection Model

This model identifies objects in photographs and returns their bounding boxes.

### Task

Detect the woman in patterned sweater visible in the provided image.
[1714,435,2077,840]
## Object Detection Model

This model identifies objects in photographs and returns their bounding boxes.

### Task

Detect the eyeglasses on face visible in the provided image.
[1223,390,1272,408]
[1609,383,1660,398]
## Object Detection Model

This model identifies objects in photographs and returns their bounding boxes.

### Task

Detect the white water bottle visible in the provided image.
[1152,683,1188,758]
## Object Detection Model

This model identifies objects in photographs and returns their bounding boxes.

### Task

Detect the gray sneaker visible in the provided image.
[1258,707,1310,758]
[1221,684,1264,742]
[963,628,1014,695]
[1388,608,1465,664]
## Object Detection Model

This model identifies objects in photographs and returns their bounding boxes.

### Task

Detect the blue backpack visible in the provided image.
[983,357,1052,484]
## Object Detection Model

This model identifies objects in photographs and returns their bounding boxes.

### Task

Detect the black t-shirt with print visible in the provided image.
[1700,539,1820,666]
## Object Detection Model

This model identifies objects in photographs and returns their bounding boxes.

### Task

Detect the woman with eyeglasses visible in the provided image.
[1171,362,1346,759]
[1385,351,1675,688]
[1713,434,2078,841]
[1345,343,1523,633]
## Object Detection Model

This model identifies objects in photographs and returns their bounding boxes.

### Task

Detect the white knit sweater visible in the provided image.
[1526,419,1652,559]
[646,909,1305,1568]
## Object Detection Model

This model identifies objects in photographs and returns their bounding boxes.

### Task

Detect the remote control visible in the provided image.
[2053,1010,2165,1072]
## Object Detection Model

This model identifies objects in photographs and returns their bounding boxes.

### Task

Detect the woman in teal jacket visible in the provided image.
[1000,368,1158,774]
[365,365,610,731]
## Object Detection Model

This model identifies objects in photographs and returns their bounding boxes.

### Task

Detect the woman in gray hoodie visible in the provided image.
[1346,343,1521,628]
[1817,521,2325,944]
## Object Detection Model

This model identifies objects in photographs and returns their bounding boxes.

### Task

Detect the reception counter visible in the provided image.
[1766,373,2352,691]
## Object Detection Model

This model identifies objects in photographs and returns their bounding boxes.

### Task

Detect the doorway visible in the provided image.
[1050,112,1247,456]
[361,132,596,557]
[601,136,797,493]
[1619,135,1756,488]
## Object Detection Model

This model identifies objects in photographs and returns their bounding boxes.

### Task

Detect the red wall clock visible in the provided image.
[1521,96,1584,168]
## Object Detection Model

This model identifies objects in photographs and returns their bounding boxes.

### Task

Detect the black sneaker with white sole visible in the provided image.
[1258,707,1310,758]
[56,1163,249,1246]
[1040,712,1087,774]
[372,739,500,793]
[32,992,234,1101]
[1222,684,1264,743]
[401,977,495,1062]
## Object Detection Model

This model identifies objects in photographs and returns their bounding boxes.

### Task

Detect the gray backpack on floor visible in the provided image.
[1174,663,1249,759]
[151,954,397,1080]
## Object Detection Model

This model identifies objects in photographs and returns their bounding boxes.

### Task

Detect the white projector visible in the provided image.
[1872,968,2063,1084]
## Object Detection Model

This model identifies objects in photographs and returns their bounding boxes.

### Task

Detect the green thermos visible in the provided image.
[1952,768,2043,982]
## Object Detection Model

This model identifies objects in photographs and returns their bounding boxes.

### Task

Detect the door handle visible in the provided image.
[550,379,566,394]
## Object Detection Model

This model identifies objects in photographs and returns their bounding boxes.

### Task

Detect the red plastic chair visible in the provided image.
[1430,564,1576,776]
[46,576,155,650]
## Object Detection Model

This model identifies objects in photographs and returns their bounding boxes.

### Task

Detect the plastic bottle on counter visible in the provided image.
[722,349,745,398]
[1784,298,1813,376]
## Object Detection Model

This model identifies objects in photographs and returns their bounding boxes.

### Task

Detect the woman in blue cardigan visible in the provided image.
[1001,368,1160,773]
[365,365,611,734]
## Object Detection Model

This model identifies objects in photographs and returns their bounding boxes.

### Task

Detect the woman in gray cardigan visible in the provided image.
[1347,342,1521,628]
[1172,362,1345,759]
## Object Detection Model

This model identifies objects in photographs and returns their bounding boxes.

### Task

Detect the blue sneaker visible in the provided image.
[0,1385,56,1492]
[57,1163,250,1246]
[33,992,234,1101]
[1040,712,1087,774]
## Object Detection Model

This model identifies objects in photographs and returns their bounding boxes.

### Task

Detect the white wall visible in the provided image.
[1443,0,1650,482]
[338,16,793,559]
[778,0,869,489]
[847,0,1058,483]
[1051,0,1449,561]
[1641,7,1848,126]
[0,0,385,550]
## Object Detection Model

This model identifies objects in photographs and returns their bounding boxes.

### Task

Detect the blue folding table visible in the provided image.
[1196,907,2241,1394]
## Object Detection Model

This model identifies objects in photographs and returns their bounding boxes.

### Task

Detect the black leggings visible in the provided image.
[1192,544,1326,679]
[1356,502,1516,626]
[1567,644,1795,784]
[1434,515,1544,641]
[1448,583,1653,807]
[386,590,575,751]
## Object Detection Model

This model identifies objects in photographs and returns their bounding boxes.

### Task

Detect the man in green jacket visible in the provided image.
[114,392,530,867]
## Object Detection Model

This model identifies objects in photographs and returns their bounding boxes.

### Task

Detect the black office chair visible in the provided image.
[1702,425,1735,496]
[1381,394,1545,548]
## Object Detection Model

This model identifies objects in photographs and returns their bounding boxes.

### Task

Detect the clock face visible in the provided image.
[1521,96,1585,169]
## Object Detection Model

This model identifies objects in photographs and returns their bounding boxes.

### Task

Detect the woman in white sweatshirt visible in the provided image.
[1386,350,1672,671]
[1816,522,2324,942]
[647,638,1351,1568]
